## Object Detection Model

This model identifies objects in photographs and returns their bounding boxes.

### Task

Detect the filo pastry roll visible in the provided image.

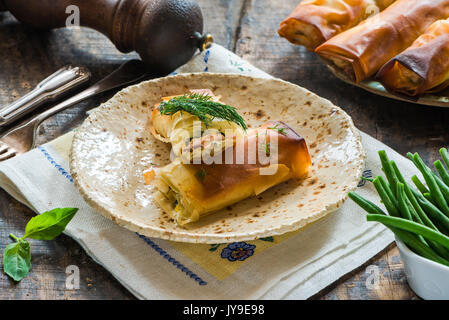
[315,0,449,83]
[151,89,246,161]
[153,121,312,225]
[278,0,395,51]
[377,19,449,96]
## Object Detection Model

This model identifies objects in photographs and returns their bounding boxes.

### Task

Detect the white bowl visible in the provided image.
[396,237,449,299]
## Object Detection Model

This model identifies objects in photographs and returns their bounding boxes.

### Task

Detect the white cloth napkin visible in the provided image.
[0,44,413,300]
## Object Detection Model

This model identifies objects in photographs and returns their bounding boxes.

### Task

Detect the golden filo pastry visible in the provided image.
[377,19,449,96]
[315,0,449,83]
[278,0,396,51]
[151,89,246,161]
[153,121,312,225]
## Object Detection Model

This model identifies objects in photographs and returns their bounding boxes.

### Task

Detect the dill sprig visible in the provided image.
[268,123,287,136]
[159,93,247,130]
[195,168,208,182]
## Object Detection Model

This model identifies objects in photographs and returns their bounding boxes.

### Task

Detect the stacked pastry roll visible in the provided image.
[280,0,449,96]
[278,0,396,51]
[150,92,312,225]
[315,0,449,83]
[377,19,449,96]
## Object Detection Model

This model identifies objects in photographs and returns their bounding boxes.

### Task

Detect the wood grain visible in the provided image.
[0,0,435,299]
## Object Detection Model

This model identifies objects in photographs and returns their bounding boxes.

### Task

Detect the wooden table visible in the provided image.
[4,0,444,299]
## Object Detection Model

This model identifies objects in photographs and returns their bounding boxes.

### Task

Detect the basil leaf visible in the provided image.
[24,208,78,240]
[3,240,31,282]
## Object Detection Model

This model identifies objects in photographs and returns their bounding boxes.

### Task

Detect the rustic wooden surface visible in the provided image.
[3,0,446,299]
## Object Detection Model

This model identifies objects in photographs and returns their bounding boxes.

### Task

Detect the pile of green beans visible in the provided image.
[349,148,449,267]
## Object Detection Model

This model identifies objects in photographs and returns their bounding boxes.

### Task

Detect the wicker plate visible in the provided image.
[70,73,365,243]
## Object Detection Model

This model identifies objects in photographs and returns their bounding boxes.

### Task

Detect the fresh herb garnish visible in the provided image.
[263,142,271,157]
[259,131,271,157]
[268,123,287,136]
[3,208,78,282]
[159,93,247,130]
[3,239,30,282]
[195,168,208,182]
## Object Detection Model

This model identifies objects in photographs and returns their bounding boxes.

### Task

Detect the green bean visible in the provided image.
[424,192,437,205]
[369,213,449,261]
[433,172,449,204]
[407,189,437,228]
[429,241,449,261]
[409,153,449,214]
[428,236,449,260]
[353,177,394,214]
[378,176,398,209]
[412,153,449,217]
[440,148,449,170]
[373,177,400,217]
[390,161,431,222]
[351,179,435,250]
[412,189,449,234]
[403,190,422,223]
[367,214,449,250]
[374,152,449,263]
[391,160,445,232]
[411,175,429,195]
[380,165,449,257]
[397,183,412,220]
[392,227,449,267]
[394,165,435,225]
[398,183,434,247]
[435,160,449,187]
[378,150,398,196]
[404,192,449,257]
[360,150,449,266]
[348,192,386,216]
[419,160,449,203]
[424,193,436,206]
[402,192,449,260]
[390,161,404,180]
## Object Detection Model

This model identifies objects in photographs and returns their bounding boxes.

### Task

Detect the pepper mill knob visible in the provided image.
[0,0,212,74]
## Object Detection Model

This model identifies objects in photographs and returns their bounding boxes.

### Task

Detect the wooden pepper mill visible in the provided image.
[0,0,213,74]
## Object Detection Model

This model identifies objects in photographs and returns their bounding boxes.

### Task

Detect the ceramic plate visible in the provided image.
[70,73,365,243]
[327,64,449,108]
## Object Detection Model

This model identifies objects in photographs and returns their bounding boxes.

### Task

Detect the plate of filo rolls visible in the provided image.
[279,0,449,106]
[70,73,364,243]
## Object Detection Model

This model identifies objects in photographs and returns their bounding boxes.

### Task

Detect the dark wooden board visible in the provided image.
[0,0,436,299]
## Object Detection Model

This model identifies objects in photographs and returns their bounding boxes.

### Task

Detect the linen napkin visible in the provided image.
[0,44,408,300]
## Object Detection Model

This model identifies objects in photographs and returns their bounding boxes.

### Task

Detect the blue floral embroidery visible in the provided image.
[229,59,245,72]
[260,236,274,242]
[204,49,210,72]
[221,242,256,262]
[358,169,373,187]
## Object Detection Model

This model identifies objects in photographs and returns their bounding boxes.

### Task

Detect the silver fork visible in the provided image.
[0,59,151,161]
